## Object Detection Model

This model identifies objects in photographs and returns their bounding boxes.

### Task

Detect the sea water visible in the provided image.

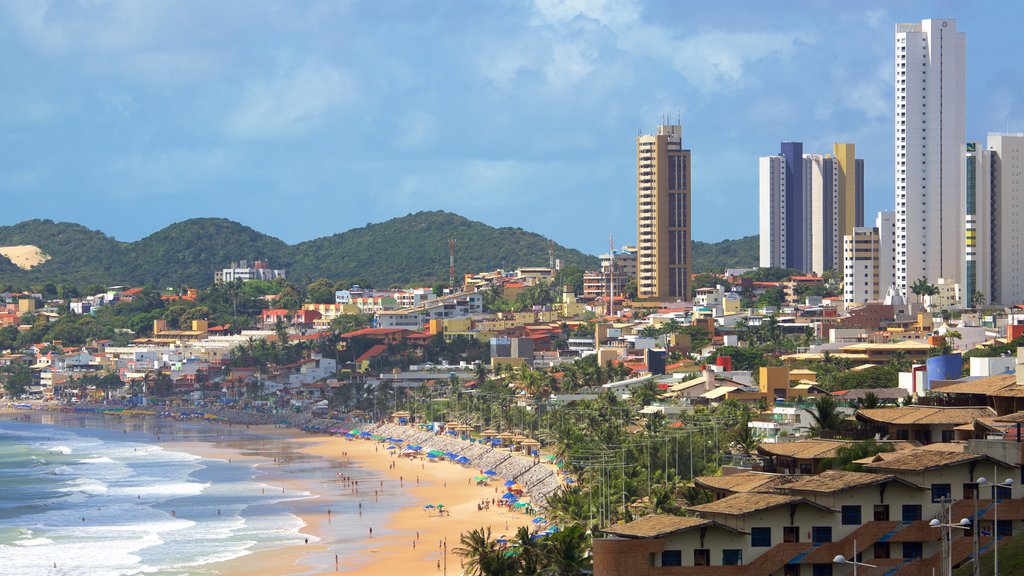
[0,417,316,576]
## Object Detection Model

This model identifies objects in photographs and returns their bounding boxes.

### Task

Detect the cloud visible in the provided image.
[396,110,438,150]
[544,41,596,89]
[532,0,639,27]
[225,59,355,140]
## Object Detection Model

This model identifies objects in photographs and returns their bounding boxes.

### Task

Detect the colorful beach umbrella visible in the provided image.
[474,475,489,482]
[496,537,508,543]
[423,504,435,509]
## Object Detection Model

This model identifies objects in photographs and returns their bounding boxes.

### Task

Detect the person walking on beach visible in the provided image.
[369,527,373,537]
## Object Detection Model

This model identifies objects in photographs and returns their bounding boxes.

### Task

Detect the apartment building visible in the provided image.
[637,124,691,301]
[213,260,286,284]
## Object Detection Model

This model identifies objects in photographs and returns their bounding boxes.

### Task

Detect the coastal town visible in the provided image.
[3,8,1024,576]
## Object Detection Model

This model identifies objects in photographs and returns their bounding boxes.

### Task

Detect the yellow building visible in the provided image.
[637,124,691,301]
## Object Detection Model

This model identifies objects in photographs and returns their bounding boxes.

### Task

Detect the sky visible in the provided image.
[2,0,1023,255]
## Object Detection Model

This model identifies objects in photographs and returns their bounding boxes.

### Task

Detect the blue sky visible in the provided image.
[2,1,1022,255]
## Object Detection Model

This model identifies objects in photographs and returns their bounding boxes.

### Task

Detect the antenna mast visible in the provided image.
[548,240,555,270]
[449,239,455,292]
[609,235,615,317]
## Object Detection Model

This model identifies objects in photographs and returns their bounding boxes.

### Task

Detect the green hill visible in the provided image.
[692,235,759,273]
[0,212,598,289]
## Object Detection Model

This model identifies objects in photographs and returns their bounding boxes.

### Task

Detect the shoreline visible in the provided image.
[0,406,546,576]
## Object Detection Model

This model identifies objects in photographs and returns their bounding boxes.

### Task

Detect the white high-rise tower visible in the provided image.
[894,19,966,300]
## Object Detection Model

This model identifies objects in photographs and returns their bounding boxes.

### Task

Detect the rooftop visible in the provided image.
[688,492,813,516]
[863,449,983,472]
[855,405,996,425]
[782,470,900,494]
[757,439,916,460]
[694,472,799,494]
[599,515,712,539]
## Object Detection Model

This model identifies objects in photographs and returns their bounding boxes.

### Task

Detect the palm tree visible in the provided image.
[513,526,543,575]
[944,329,962,352]
[857,392,880,410]
[971,290,987,309]
[731,408,761,455]
[910,277,936,308]
[455,527,510,576]
[541,524,591,575]
[809,394,845,437]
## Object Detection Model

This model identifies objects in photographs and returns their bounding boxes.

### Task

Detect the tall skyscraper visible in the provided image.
[894,19,966,300]
[637,124,691,301]
[759,142,863,275]
[962,134,1024,306]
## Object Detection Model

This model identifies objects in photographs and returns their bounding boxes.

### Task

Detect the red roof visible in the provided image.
[122,288,144,295]
[338,327,410,338]
[788,276,824,282]
[355,344,388,363]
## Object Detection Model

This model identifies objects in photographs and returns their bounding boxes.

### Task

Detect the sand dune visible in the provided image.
[0,245,50,269]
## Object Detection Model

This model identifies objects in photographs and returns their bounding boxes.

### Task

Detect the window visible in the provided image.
[722,549,743,566]
[903,542,923,559]
[997,520,1012,538]
[842,506,862,525]
[661,550,682,567]
[800,463,813,474]
[783,526,800,543]
[874,542,891,559]
[931,483,952,503]
[813,564,833,576]
[996,485,1012,502]
[812,526,832,544]
[963,482,978,500]
[751,527,771,547]
[693,549,709,566]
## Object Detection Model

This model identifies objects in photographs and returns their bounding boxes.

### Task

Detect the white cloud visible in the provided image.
[225,59,355,140]
[532,0,639,27]
[544,42,596,89]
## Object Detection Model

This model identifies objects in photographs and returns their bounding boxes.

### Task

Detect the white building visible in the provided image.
[214,260,286,284]
[375,292,484,329]
[759,154,789,269]
[842,211,896,305]
[894,18,966,301]
[963,134,1024,306]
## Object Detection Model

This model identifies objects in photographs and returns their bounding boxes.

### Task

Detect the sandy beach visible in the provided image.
[182,428,537,576]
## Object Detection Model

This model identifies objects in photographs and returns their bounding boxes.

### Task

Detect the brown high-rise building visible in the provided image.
[636,124,691,301]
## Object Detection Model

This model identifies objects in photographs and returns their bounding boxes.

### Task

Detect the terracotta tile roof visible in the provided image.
[856,406,996,425]
[952,498,1024,521]
[783,470,899,494]
[931,373,1017,395]
[694,472,799,494]
[600,514,711,538]
[995,410,1024,423]
[688,492,813,516]
[916,442,966,452]
[757,439,916,460]
[863,449,983,472]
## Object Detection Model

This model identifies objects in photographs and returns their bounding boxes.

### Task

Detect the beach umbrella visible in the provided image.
[423,504,435,509]
[456,456,471,464]
[483,470,497,476]
[504,480,516,487]
[564,477,575,484]
[502,492,517,500]
[496,537,508,544]
[406,445,422,451]
[436,504,444,509]
[547,526,559,533]
[531,517,546,524]
[474,475,489,482]
[445,452,458,459]
[387,445,398,450]
[513,502,528,508]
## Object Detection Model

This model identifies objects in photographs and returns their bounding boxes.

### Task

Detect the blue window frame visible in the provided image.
[661,550,682,567]
[812,526,832,544]
[903,542,922,559]
[902,504,922,522]
[812,564,833,576]
[842,505,862,525]
[722,549,743,565]
[931,483,951,503]
[751,527,771,547]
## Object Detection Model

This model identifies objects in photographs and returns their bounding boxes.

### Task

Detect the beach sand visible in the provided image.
[188,429,536,576]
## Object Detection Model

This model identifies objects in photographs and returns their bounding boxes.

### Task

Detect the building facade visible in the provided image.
[760,143,864,275]
[843,211,896,305]
[894,19,966,301]
[637,124,691,301]
[963,133,1024,306]
[213,260,286,284]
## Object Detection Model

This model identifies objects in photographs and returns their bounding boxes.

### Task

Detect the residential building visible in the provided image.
[842,212,895,306]
[636,124,691,301]
[963,134,1024,306]
[393,288,436,309]
[214,260,286,284]
[894,19,966,301]
[375,292,484,329]
[760,143,864,274]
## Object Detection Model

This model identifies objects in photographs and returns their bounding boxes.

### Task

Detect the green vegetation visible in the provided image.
[821,439,895,471]
[0,212,598,289]
[691,235,758,273]
[953,530,1024,576]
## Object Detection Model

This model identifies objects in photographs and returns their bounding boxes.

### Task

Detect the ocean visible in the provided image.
[0,413,406,576]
